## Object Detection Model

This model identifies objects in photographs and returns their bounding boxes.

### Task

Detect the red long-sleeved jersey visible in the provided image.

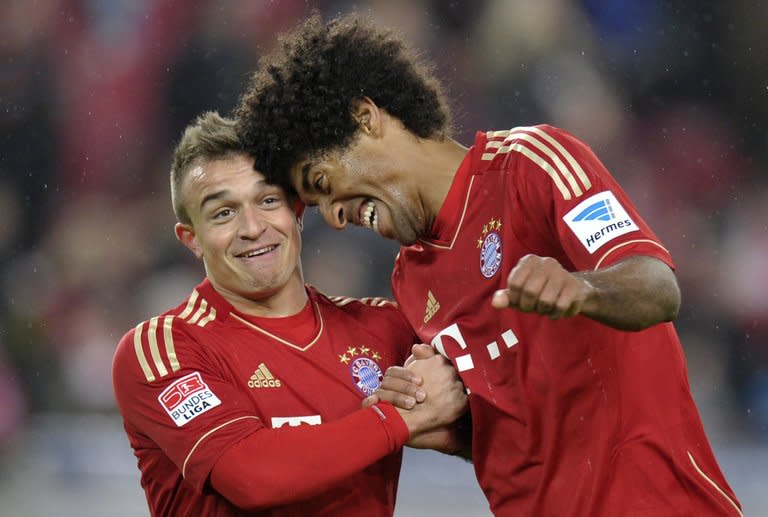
[393,125,741,516]
[113,279,414,516]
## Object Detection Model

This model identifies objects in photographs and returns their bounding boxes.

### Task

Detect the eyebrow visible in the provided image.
[200,190,229,211]
[198,180,269,210]
[297,163,311,194]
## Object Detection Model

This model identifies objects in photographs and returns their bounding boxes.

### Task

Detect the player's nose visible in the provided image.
[320,200,347,230]
[238,206,268,238]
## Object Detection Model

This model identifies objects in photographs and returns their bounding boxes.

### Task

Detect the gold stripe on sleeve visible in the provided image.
[505,143,572,200]
[133,322,155,382]
[196,307,217,327]
[186,299,209,325]
[163,316,180,373]
[178,290,199,320]
[486,129,511,138]
[508,130,583,197]
[526,126,592,192]
[147,317,169,378]
[182,416,260,480]
[594,239,670,270]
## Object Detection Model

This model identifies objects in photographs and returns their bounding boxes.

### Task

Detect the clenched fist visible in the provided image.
[491,254,596,319]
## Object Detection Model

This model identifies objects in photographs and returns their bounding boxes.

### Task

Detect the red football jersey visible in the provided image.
[113,279,415,516]
[392,126,741,516]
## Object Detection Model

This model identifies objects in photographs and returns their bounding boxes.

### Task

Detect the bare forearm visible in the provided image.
[576,255,680,331]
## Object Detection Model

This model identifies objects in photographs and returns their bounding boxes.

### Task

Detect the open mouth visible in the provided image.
[237,245,277,258]
[360,199,379,232]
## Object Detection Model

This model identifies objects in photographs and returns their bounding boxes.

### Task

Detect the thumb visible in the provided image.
[362,394,379,408]
[491,289,510,309]
[412,343,435,359]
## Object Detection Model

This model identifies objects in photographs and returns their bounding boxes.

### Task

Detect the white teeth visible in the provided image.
[242,245,276,258]
[361,200,378,232]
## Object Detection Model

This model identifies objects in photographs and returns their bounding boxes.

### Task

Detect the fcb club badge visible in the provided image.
[477,217,503,278]
[339,346,383,396]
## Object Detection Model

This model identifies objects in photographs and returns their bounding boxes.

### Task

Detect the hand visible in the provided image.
[491,254,595,319]
[362,344,434,410]
[393,346,468,437]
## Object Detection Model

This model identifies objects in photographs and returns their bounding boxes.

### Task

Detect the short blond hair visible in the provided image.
[170,111,243,224]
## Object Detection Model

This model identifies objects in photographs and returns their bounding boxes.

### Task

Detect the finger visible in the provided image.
[373,388,419,409]
[385,365,423,385]
[362,395,379,408]
[535,276,563,315]
[411,343,435,359]
[379,376,427,402]
[504,256,537,308]
[550,281,587,319]
[517,270,548,312]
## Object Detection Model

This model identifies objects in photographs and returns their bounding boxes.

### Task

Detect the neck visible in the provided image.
[413,136,469,229]
[213,277,308,318]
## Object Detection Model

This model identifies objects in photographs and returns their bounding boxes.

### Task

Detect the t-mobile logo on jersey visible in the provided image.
[430,323,518,373]
[271,415,322,428]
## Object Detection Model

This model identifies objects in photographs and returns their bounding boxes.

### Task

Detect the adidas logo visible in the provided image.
[424,291,440,323]
[248,363,282,388]
[572,199,615,222]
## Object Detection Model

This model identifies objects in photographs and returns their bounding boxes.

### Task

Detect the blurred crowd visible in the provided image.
[1,0,766,460]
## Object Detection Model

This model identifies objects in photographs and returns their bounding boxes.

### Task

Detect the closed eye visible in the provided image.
[313,174,325,193]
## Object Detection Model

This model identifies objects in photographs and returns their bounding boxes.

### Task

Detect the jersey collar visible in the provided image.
[420,132,486,248]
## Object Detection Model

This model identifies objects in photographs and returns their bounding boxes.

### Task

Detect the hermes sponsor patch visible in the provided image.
[563,191,638,253]
[158,371,221,427]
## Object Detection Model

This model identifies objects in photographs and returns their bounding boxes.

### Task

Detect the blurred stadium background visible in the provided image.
[1,1,766,515]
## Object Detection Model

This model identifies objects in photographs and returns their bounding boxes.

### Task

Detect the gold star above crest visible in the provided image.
[359,345,370,356]
[477,217,502,247]
[372,352,381,361]
[339,353,350,365]
[346,346,357,356]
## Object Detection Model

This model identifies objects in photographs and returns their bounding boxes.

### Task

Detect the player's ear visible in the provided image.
[351,97,381,137]
[175,222,203,260]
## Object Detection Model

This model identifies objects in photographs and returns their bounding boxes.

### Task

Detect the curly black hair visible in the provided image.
[235,13,451,190]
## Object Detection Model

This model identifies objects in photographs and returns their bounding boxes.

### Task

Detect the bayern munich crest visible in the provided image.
[350,357,384,396]
[338,346,384,396]
[478,217,503,278]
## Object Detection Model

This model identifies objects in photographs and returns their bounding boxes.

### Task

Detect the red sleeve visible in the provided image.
[511,125,674,271]
[112,317,263,493]
[210,403,409,510]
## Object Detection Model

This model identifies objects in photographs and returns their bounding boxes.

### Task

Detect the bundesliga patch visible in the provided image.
[563,191,638,254]
[350,357,383,396]
[158,371,221,427]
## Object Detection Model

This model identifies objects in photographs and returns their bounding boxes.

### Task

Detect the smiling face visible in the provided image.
[289,132,428,246]
[175,154,304,312]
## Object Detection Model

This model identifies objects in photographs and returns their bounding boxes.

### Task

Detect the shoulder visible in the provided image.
[113,289,224,386]
[477,125,595,200]
[311,287,411,331]
[478,125,587,166]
